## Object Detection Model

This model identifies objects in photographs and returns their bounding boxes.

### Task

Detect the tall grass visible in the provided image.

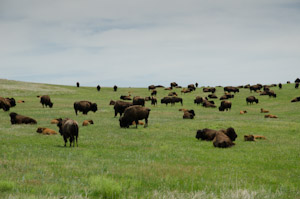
[0,79,299,198]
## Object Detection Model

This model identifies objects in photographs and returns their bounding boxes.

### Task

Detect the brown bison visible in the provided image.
[120,95,132,100]
[151,97,157,106]
[208,94,218,99]
[40,95,53,108]
[36,127,58,135]
[203,87,216,93]
[213,128,237,148]
[10,112,37,124]
[202,100,216,108]
[113,85,118,92]
[279,83,282,89]
[224,86,239,93]
[219,93,234,100]
[168,92,177,96]
[119,105,151,128]
[97,85,101,91]
[74,101,98,115]
[244,134,266,141]
[250,84,262,92]
[187,84,196,91]
[194,96,206,105]
[196,127,237,142]
[151,89,157,96]
[0,97,12,111]
[219,101,232,111]
[181,88,192,94]
[265,114,278,118]
[291,97,300,102]
[114,100,133,117]
[261,108,269,113]
[246,96,259,105]
[76,82,80,87]
[133,96,145,106]
[240,110,247,114]
[17,100,25,103]
[170,82,178,88]
[57,118,79,147]
[183,110,195,119]
[82,120,94,126]
[148,85,156,90]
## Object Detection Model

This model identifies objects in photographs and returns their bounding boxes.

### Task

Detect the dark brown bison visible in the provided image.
[202,100,216,108]
[168,92,177,96]
[224,86,239,93]
[36,127,58,135]
[265,114,278,118]
[97,85,101,91]
[296,82,299,89]
[164,87,173,90]
[82,120,94,126]
[119,105,151,128]
[203,87,216,93]
[246,96,259,105]
[76,82,80,87]
[295,78,300,83]
[250,84,262,92]
[148,85,156,90]
[291,97,300,102]
[151,89,157,96]
[10,112,37,124]
[57,118,79,147]
[196,127,236,142]
[151,97,157,106]
[113,85,118,92]
[219,93,234,100]
[170,82,178,88]
[0,97,12,111]
[171,96,183,105]
[208,94,218,99]
[219,101,232,111]
[187,84,196,91]
[181,88,192,94]
[195,82,198,87]
[161,97,172,106]
[133,96,145,106]
[194,96,206,105]
[213,128,237,148]
[114,100,133,117]
[74,101,98,115]
[120,95,132,100]
[244,135,255,141]
[279,83,282,89]
[183,110,195,119]
[40,95,53,108]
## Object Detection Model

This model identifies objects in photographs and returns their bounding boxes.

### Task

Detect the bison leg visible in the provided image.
[63,136,67,147]
[69,137,74,147]
[75,109,78,115]
[114,110,118,117]
[135,120,138,128]
[144,118,148,128]
[76,135,78,147]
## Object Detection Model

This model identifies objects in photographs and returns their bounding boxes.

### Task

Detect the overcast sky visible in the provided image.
[1,0,300,87]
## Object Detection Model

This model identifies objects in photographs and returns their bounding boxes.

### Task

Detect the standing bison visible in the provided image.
[119,105,151,128]
[219,101,232,111]
[74,101,98,115]
[246,96,259,105]
[133,96,145,106]
[114,100,133,117]
[9,112,37,124]
[57,118,79,147]
[40,95,53,108]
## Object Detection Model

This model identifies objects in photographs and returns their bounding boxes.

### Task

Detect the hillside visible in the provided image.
[0,79,300,199]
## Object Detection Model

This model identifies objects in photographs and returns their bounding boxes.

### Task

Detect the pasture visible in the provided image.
[0,79,299,199]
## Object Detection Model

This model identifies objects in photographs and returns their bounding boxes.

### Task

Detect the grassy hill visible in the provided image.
[0,79,299,199]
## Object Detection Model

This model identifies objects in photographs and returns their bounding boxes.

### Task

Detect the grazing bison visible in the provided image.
[151,97,157,106]
[74,101,98,115]
[250,84,262,92]
[133,96,145,106]
[0,97,12,111]
[213,128,237,148]
[76,82,80,87]
[240,110,247,114]
[219,101,232,111]
[113,85,118,92]
[151,89,157,96]
[40,95,53,108]
[119,105,151,128]
[183,110,195,119]
[57,118,79,147]
[279,83,282,89]
[114,100,133,117]
[224,86,239,93]
[148,85,156,90]
[291,97,300,102]
[161,97,173,106]
[82,120,94,126]
[36,127,58,135]
[10,112,37,124]
[171,96,183,105]
[265,114,278,118]
[97,85,101,91]
[246,96,259,105]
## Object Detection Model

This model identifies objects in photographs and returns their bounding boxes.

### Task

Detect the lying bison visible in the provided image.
[36,127,58,135]
[291,97,300,102]
[119,105,151,128]
[57,118,79,147]
[10,112,37,124]
[213,129,237,148]
[74,101,98,115]
[224,86,239,93]
[183,110,195,119]
[40,95,53,108]
[0,97,12,111]
[246,96,259,105]
[196,127,236,142]
[114,100,133,117]
[82,120,94,126]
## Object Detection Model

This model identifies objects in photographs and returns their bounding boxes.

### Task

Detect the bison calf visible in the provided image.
[36,127,58,135]
[82,120,94,126]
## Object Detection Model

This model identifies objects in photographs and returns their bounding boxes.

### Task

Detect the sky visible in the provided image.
[1,0,300,87]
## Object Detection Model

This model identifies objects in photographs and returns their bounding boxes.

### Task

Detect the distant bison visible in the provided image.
[114,100,133,117]
[74,101,98,115]
[202,100,216,108]
[0,97,12,111]
[57,118,79,147]
[170,82,178,88]
[76,82,80,87]
[36,127,58,135]
[250,84,262,92]
[244,134,266,141]
[208,94,218,99]
[97,85,101,91]
[113,85,118,92]
[261,108,269,113]
[213,128,237,148]
[265,114,278,118]
[151,97,157,106]
[203,87,216,93]
[219,101,232,111]
[82,120,94,126]
[240,110,247,114]
[187,84,196,91]
[40,95,53,108]
[183,110,195,119]
[194,96,206,105]
[120,95,131,100]
[148,85,156,90]
[151,89,157,96]
[133,96,145,106]
[291,97,300,102]
[196,127,236,142]
[17,100,25,103]
[119,105,151,128]
[224,86,239,93]
[279,83,282,89]
[246,96,259,105]
[10,112,37,124]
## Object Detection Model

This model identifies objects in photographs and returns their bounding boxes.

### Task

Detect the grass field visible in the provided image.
[0,79,299,199]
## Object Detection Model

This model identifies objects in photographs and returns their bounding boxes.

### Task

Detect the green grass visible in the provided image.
[0,79,300,198]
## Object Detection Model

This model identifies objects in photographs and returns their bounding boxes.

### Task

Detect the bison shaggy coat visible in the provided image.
[119,105,151,128]
[183,110,195,119]
[0,97,11,111]
[219,101,232,111]
[10,112,37,124]
[57,118,79,147]
[74,101,98,115]
[246,96,259,105]
[114,100,133,117]
[40,95,53,108]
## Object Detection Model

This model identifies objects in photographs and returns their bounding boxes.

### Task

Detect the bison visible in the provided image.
[114,100,133,117]
[40,95,53,108]
[291,97,300,102]
[148,85,156,90]
[119,105,151,128]
[133,96,145,106]
[10,112,37,124]
[295,82,299,89]
[187,84,196,91]
[74,101,98,115]
[57,118,79,147]
[151,97,157,106]
[224,86,239,93]
[208,94,218,99]
[76,82,80,87]
[97,85,101,91]
[213,128,237,148]
[202,100,216,108]
[203,87,216,93]
[240,110,247,114]
[244,134,266,141]
[82,120,94,126]
[246,96,259,105]
[109,100,116,105]
[113,85,118,92]
[151,89,157,96]
[265,114,278,118]
[170,82,178,88]
[120,95,132,100]
[0,97,12,111]
[219,101,232,111]
[194,96,206,105]
[261,108,269,113]
[279,83,282,89]
[36,127,58,135]
[183,110,195,119]
[196,127,236,142]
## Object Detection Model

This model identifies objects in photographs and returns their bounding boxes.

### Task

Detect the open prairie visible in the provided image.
[0,79,299,199]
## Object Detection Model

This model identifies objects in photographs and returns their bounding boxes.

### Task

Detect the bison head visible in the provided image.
[195,130,204,140]
[188,110,195,116]
[7,98,16,107]
[36,127,45,133]
[49,102,53,108]
[255,99,259,103]
[119,117,130,128]
[91,103,98,112]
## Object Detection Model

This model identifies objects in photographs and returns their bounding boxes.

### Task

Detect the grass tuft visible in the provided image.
[89,176,122,199]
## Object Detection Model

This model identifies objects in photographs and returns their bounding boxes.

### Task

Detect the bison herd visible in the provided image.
[1,79,300,148]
